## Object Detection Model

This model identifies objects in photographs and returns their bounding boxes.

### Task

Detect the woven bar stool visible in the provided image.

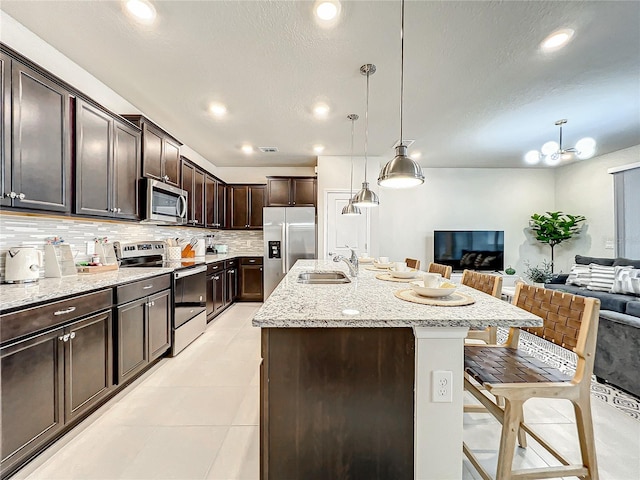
[427,262,452,279]
[462,270,502,344]
[463,284,601,480]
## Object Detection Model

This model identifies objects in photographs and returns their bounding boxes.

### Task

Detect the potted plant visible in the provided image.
[524,260,553,286]
[529,211,586,271]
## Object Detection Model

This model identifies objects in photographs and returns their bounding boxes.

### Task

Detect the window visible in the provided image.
[611,163,640,258]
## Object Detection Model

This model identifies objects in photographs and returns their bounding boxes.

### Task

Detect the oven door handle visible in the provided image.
[174,265,207,279]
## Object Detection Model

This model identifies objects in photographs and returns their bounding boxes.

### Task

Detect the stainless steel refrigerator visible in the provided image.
[263,207,316,298]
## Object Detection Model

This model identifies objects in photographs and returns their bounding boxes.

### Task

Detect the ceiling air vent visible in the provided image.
[258,146,279,153]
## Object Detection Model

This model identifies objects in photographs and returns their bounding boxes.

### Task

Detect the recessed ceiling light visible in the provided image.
[541,28,575,52]
[313,145,325,154]
[315,1,340,21]
[313,103,330,118]
[209,103,227,117]
[241,145,253,154]
[124,0,156,23]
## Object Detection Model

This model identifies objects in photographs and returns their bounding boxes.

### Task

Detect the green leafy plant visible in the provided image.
[524,260,553,284]
[529,211,586,271]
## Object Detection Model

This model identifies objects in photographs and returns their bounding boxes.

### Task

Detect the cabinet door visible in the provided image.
[1,52,11,207]
[181,160,195,225]
[267,178,291,206]
[116,299,148,385]
[217,182,226,228]
[12,61,71,212]
[213,272,225,313]
[249,185,265,228]
[163,137,181,186]
[1,329,64,475]
[292,178,316,207]
[142,122,163,181]
[230,185,248,229]
[65,311,113,423]
[148,290,171,361]
[75,99,112,217]
[194,168,205,227]
[206,274,215,319]
[113,120,141,220]
[240,264,264,301]
[205,175,216,228]
[226,268,238,305]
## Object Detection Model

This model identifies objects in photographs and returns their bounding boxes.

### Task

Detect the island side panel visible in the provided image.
[260,327,415,480]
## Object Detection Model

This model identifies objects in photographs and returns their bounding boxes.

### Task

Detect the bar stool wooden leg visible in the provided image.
[574,398,599,480]
[496,399,524,480]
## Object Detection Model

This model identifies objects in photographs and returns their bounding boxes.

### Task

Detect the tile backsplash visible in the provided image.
[0,214,263,280]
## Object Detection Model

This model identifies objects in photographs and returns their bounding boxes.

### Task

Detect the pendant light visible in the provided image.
[342,114,361,216]
[377,0,424,188]
[352,64,380,208]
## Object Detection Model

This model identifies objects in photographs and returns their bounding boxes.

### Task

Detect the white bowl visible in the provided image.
[409,280,457,297]
[373,261,393,269]
[390,269,418,279]
[359,257,374,263]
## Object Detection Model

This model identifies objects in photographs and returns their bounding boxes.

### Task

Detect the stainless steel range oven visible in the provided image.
[114,240,207,356]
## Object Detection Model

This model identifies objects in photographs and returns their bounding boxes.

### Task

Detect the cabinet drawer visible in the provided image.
[207,262,224,275]
[241,257,263,265]
[225,258,239,269]
[1,289,112,344]
[116,274,171,305]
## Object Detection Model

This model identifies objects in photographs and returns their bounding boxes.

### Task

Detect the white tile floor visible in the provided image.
[13,302,640,480]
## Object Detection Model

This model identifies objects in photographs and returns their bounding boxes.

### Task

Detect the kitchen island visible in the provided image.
[252,260,542,480]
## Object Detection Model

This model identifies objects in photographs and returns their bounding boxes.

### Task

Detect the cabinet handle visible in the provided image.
[259,267,263,271]
[214,276,220,280]
[70,332,76,340]
[143,285,154,290]
[117,207,122,213]
[18,193,25,200]
[249,259,255,263]
[59,334,70,342]
[152,301,155,306]
[54,306,76,316]
[164,175,169,182]
[293,202,295,205]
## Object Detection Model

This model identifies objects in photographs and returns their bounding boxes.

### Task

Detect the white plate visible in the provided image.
[359,257,374,263]
[373,261,393,269]
[389,269,418,279]
[409,280,457,297]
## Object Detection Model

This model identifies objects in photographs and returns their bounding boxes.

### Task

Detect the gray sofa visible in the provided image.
[545,255,640,398]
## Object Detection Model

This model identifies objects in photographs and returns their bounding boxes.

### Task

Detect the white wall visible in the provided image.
[0,13,216,173]
[553,144,640,272]
[215,166,315,184]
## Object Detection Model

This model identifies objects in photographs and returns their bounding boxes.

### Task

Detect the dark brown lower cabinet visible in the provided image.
[116,288,170,385]
[260,328,415,480]
[0,310,113,479]
[239,257,263,301]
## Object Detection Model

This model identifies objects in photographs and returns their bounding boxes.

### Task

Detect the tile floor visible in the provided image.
[13,302,640,480]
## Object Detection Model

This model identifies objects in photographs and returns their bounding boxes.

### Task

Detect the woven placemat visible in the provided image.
[366,266,390,272]
[375,273,419,283]
[394,289,476,306]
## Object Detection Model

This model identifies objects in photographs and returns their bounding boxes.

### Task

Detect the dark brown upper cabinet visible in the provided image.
[75,99,141,220]
[266,176,316,207]
[2,57,72,212]
[228,184,265,229]
[180,157,205,227]
[206,174,226,229]
[122,115,181,187]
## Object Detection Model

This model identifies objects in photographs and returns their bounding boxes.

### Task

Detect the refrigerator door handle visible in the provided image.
[281,222,287,274]
[285,222,291,272]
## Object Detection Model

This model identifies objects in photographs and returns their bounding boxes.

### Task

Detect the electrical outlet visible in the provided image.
[432,370,453,403]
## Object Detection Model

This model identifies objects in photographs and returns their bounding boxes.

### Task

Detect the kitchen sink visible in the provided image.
[297,271,351,284]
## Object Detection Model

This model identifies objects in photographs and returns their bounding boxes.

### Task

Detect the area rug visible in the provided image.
[496,328,640,422]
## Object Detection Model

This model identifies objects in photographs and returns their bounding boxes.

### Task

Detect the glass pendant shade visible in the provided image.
[352,181,379,207]
[378,145,425,188]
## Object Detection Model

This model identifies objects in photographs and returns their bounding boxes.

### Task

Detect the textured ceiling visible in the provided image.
[1,1,638,168]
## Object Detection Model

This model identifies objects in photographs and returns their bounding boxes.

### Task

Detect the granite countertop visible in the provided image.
[1,251,264,312]
[252,260,542,329]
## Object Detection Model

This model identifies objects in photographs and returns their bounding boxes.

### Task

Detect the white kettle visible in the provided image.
[4,247,43,283]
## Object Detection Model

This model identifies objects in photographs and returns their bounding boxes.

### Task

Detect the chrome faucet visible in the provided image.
[333,248,359,277]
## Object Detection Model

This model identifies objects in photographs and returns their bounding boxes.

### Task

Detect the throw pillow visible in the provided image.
[613,258,640,268]
[575,255,615,266]
[587,264,616,292]
[611,266,640,296]
[566,264,591,287]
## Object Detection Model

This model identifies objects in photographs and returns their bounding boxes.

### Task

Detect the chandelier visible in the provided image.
[525,119,596,166]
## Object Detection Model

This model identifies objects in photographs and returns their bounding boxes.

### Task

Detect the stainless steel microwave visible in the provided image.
[142,178,188,224]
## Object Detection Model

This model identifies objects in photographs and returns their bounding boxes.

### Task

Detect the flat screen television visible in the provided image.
[434,230,504,272]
